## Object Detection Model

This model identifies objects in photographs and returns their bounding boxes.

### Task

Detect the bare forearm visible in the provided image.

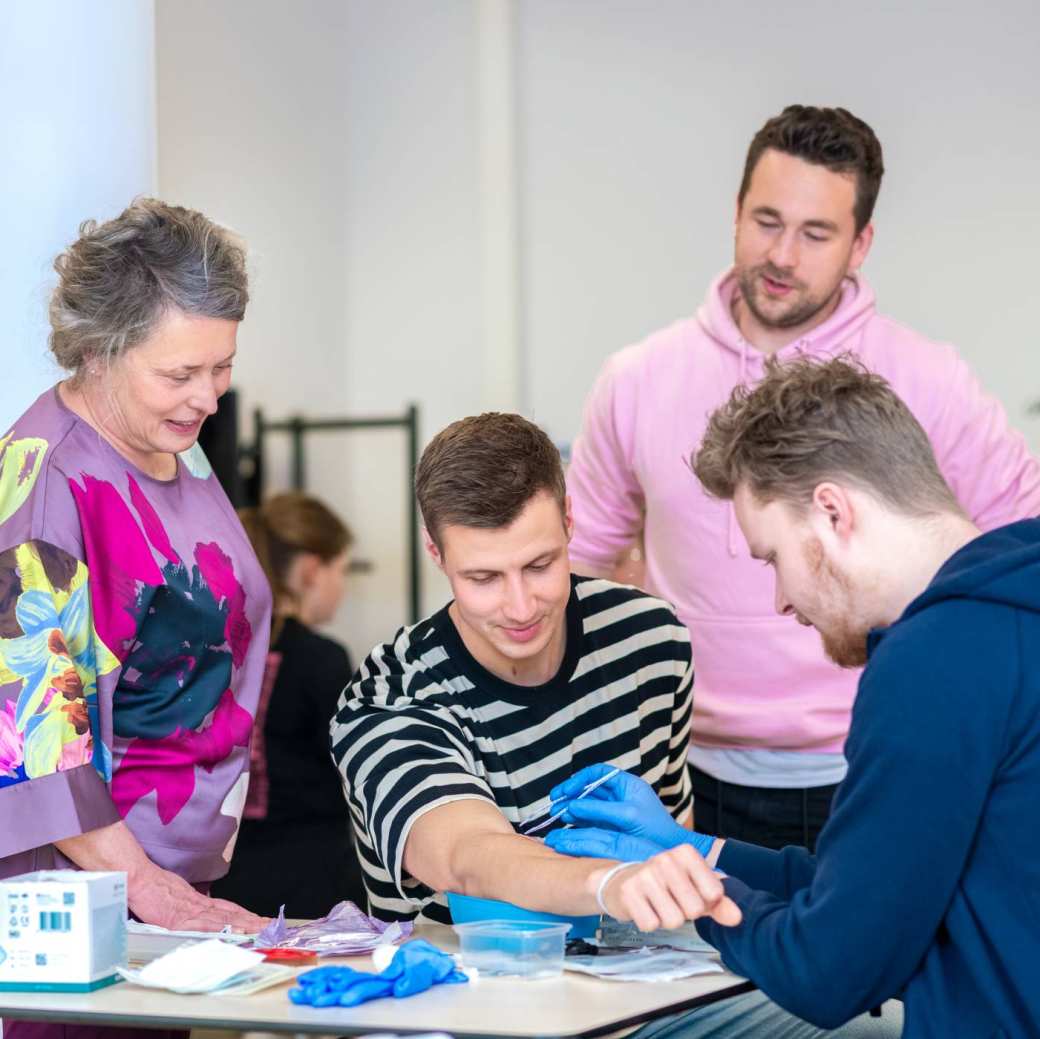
[405,802,740,932]
[446,831,617,916]
[445,832,742,933]
[56,820,267,932]
[404,801,617,915]
[54,820,151,883]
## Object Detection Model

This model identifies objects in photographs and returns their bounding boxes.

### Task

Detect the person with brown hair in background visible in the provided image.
[212,492,366,917]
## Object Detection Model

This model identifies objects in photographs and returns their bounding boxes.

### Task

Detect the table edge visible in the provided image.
[0,980,756,1037]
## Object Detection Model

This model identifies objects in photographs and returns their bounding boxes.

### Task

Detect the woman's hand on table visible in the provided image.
[599,843,742,932]
[129,861,269,933]
[56,819,269,933]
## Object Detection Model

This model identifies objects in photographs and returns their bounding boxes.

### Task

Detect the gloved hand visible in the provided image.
[549,764,715,859]
[544,826,664,862]
[288,939,467,1007]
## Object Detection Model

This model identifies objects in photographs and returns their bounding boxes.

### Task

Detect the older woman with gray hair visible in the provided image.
[0,199,272,969]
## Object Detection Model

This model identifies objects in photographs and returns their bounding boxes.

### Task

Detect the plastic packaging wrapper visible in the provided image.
[288,939,468,1007]
[599,916,717,955]
[255,901,412,957]
[564,944,722,982]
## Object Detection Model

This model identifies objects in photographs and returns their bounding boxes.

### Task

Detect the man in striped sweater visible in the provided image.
[330,412,889,1039]
[330,411,738,932]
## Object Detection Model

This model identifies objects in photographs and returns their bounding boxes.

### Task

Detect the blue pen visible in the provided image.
[520,766,622,836]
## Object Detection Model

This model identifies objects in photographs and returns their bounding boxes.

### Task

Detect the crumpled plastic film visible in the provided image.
[288,939,469,1007]
[255,900,412,957]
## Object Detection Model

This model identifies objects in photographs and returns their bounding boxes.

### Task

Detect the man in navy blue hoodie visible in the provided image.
[547,356,1040,1037]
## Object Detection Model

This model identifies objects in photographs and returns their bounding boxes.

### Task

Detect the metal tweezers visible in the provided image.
[519,766,622,836]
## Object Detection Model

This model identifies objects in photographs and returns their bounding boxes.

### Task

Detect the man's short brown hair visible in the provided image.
[416,412,567,551]
[738,106,884,234]
[693,355,964,518]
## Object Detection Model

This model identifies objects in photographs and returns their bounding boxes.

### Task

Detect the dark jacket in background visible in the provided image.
[213,618,365,918]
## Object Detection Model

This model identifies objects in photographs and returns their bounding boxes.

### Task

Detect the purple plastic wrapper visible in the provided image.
[254,901,413,957]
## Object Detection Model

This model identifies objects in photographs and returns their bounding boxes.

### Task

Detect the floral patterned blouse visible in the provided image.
[0,387,271,883]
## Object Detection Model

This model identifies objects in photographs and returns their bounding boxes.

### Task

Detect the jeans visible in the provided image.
[1,1025,186,1039]
[689,765,838,852]
[629,990,904,1039]
[0,996,902,1039]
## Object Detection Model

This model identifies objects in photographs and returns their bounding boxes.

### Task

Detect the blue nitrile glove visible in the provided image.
[545,826,665,862]
[288,940,467,1007]
[289,965,393,1007]
[380,939,468,996]
[550,764,715,859]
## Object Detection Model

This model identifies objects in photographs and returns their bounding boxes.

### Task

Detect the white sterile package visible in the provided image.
[126,920,253,943]
[117,937,265,993]
[125,920,253,965]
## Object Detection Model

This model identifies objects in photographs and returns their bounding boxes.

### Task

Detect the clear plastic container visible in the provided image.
[446,891,599,938]
[452,920,571,979]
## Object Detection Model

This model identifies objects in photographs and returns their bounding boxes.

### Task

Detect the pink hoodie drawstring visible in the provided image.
[726,339,750,558]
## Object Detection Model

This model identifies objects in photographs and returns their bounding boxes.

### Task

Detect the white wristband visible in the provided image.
[594,861,640,916]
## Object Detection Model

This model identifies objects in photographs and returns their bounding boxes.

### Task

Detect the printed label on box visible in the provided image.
[0,871,127,988]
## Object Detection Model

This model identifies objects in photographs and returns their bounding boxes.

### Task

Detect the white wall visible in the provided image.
[157,0,484,656]
[0,0,157,430]
[519,1,1040,447]
[155,0,1040,660]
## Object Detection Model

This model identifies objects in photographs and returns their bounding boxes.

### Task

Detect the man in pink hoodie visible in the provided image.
[567,104,1040,850]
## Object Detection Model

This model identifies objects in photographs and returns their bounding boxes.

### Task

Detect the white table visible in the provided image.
[0,925,754,1038]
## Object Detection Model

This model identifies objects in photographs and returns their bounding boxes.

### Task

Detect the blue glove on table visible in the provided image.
[288,939,468,1007]
[546,763,715,861]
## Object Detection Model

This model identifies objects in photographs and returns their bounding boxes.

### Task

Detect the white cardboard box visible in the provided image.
[0,870,127,991]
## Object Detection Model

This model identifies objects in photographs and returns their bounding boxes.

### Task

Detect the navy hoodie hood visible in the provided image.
[700,518,1040,1037]
[893,518,1040,624]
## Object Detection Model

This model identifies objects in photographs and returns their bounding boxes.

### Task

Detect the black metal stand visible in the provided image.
[244,405,422,624]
